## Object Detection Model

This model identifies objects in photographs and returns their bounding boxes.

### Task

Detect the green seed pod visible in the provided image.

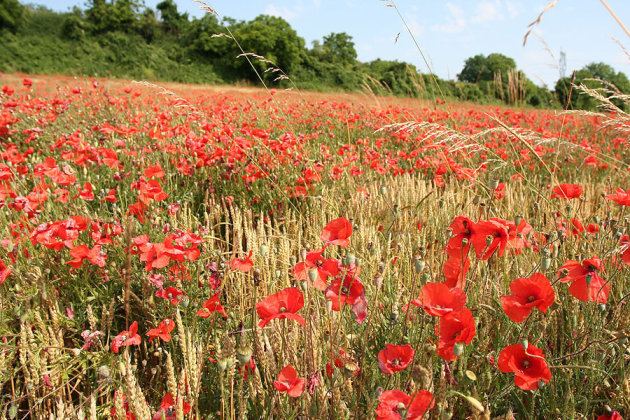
[541,258,552,271]
[236,346,253,365]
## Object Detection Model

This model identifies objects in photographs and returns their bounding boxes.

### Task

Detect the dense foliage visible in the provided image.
[1,1,628,110]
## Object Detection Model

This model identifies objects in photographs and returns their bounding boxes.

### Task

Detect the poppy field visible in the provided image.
[0,73,629,419]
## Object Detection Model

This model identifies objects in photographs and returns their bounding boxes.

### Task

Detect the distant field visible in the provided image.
[0,73,628,419]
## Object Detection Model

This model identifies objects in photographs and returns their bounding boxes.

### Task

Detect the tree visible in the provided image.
[555,62,630,110]
[156,0,188,34]
[457,53,516,83]
[230,15,305,81]
[85,0,142,33]
[0,0,24,33]
[320,32,357,65]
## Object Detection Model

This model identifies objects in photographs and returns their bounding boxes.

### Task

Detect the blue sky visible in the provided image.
[33,0,630,87]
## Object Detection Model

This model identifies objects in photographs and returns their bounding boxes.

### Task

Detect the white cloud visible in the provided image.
[264,4,300,21]
[405,14,424,37]
[471,1,504,24]
[431,2,467,33]
[506,1,521,18]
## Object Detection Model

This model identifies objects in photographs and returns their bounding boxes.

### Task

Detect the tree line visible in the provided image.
[1,0,628,109]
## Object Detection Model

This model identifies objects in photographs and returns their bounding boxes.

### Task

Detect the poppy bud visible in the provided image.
[308,267,318,284]
[521,339,529,351]
[389,310,399,324]
[326,300,333,313]
[253,269,261,286]
[585,273,593,287]
[375,276,383,290]
[490,178,499,190]
[379,186,387,196]
[514,216,523,226]
[541,258,552,271]
[355,257,362,267]
[98,365,110,381]
[217,356,232,373]
[598,303,607,313]
[236,346,253,365]
[465,395,484,413]
[275,269,281,279]
[289,256,297,266]
[344,254,355,266]
[414,258,426,274]
[300,249,307,261]
[259,244,268,256]
[453,343,465,357]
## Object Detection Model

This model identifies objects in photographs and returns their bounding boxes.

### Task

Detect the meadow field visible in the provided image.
[0,73,629,419]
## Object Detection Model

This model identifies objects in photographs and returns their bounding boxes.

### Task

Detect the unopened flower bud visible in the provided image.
[259,244,268,256]
[414,258,426,274]
[521,339,529,351]
[453,343,465,357]
[236,346,253,365]
[541,258,552,271]
[344,254,355,266]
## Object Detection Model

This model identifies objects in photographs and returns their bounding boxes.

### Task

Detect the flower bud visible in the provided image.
[541,258,552,271]
[453,343,465,357]
[259,244,268,256]
[344,254,355,266]
[521,339,529,351]
[414,258,426,274]
[236,346,253,365]
[308,267,318,284]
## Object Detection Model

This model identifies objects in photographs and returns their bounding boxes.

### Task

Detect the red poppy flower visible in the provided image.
[493,182,506,199]
[412,282,467,317]
[437,308,476,361]
[378,344,415,375]
[230,250,253,272]
[501,273,555,322]
[273,365,305,397]
[557,257,609,303]
[197,292,228,318]
[65,244,107,268]
[326,348,360,378]
[597,410,624,420]
[605,187,630,206]
[498,343,551,390]
[325,274,365,311]
[620,235,630,266]
[446,216,474,257]
[151,392,191,420]
[442,254,470,289]
[155,286,184,306]
[292,247,339,290]
[256,287,306,328]
[375,389,434,420]
[0,258,11,285]
[470,218,509,260]
[325,273,368,323]
[146,318,175,343]
[551,183,583,199]
[111,321,141,353]
[320,217,352,247]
